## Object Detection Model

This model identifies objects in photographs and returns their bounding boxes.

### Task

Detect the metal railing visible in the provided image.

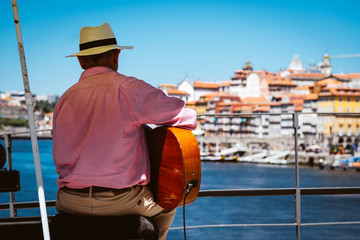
[1,112,360,240]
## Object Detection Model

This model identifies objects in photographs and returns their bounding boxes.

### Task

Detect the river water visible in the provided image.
[1,139,359,239]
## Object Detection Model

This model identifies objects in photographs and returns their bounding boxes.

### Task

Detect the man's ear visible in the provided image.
[112,49,121,71]
[113,49,121,63]
[77,56,87,69]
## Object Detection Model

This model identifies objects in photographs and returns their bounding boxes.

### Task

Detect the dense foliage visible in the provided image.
[0,118,29,129]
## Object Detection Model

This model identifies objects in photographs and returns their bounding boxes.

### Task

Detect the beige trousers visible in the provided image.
[56,185,176,240]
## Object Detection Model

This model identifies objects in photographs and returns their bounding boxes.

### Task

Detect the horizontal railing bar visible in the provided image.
[0,129,51,137]
[198,187,360,198]
[301,221,360,226]
[301,187,360,195]
[0,220,42,226]
[0,216,55,226]
[0,201,56,210]
[198,188,295,197]
[170,221,360,230]
[171,223,297,230]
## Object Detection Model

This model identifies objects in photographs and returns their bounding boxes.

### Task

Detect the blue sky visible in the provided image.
[1,0,360,95]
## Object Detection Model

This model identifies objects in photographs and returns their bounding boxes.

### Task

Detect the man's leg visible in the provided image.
[152,209,176,240]
[56,185,176,240]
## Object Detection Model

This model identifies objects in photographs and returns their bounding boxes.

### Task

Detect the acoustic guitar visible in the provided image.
[146,126,201,210]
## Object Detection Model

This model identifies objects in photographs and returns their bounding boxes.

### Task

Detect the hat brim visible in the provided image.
[66,44,133,58]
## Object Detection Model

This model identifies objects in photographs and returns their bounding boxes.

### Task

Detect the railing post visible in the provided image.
[4,134,17,217]
[293,113,301,240]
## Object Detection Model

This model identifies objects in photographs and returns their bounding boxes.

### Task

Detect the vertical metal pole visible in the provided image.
[4,134,17,217]
[11,1,50,239]
[293,113,301,240]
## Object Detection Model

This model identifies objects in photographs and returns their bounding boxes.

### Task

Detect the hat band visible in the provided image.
[79,38,117,51]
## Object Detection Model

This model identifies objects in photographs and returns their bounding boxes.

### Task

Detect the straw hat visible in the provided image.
[66,23,133,57]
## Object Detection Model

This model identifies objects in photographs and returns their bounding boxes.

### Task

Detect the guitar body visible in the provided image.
[146,126,201,210]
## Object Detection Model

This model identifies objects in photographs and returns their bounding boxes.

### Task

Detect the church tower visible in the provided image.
[243,60,253,72]
[318,53,332,75]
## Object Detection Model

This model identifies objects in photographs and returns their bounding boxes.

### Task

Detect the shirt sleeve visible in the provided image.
[137,80,197,130]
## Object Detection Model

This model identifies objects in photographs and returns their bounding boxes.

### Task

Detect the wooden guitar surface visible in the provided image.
[146,126,201,210]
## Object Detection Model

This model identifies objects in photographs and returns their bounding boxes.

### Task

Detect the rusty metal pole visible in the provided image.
[10,1,50,239]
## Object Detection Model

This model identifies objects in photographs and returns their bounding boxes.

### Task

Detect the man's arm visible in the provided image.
[137,80,197,130]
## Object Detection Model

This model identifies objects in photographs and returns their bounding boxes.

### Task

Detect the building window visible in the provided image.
[339,106,343,112]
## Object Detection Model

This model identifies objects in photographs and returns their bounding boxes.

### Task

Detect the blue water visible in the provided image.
[1,139,360,239]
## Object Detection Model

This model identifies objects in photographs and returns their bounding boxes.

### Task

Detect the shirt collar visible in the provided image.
[79,66,116,81]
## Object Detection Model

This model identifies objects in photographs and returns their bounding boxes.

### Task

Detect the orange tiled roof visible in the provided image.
[168,89,190,95]
[241,96,268,103]
[333,73,360,80]
[289,73,325,79]
[293,86,310,90]
[231,70,251,80]
[159,84,177,88]
[264,73,297,86]
[253,106,270,112]
[290,99,304,105]
[193,81,219,89]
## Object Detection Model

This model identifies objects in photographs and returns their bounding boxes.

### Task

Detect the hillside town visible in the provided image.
[1,54,360,155]
[162,54,360,154]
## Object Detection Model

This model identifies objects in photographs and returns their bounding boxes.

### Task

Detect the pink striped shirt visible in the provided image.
[52,66,197,189]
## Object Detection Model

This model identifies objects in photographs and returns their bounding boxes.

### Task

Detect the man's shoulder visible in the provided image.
[111,72,143,86]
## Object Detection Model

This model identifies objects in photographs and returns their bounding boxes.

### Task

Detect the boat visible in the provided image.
[319,153,360,171]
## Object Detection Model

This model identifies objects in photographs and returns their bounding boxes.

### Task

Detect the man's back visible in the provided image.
[53,66,194,190]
